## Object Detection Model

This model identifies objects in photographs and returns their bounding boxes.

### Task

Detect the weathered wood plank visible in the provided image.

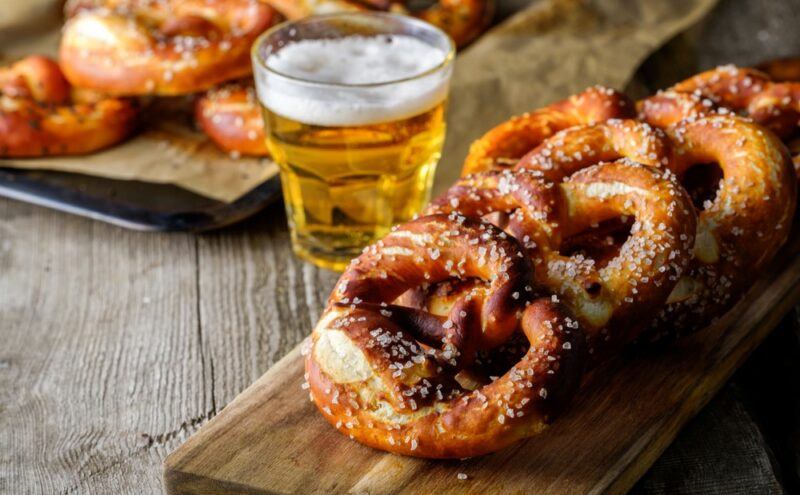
[0,199,210,494]
[195,204,338,409]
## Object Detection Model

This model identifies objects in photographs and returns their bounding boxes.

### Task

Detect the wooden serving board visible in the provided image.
[163,232,800,494]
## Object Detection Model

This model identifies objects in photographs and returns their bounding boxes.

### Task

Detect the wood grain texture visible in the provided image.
[0,199,327,494]
[163,234,800,495]
[0,199,207,494]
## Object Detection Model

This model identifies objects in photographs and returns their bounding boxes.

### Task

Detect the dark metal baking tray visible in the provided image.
[0,167,281,231]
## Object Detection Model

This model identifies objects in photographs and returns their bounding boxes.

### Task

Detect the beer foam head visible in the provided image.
[254,34,451,126]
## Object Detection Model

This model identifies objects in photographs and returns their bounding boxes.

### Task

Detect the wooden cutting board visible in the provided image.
[163,232,800,494]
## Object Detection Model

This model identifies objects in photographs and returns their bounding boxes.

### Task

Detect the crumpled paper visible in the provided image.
[0,0,717,203]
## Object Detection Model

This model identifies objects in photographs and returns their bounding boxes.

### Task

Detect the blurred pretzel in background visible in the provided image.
[262,0,494,48]
[0,55,138,157]
[506,107,795,340]
[195,82,268,157]
[59,0,280,96]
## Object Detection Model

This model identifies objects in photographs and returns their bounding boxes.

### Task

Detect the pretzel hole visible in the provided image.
[473,331,530,379]
[681,162,723,211]
[583,281,602,296]
[560,216,634,268]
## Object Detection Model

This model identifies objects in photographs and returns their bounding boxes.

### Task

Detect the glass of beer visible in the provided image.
[252,13,455,271]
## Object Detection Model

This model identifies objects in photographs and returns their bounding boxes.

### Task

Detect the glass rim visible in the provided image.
[250,12,456,89]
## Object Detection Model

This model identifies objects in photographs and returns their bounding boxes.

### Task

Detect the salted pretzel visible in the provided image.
[640,65,800,139]
[644,115,796,338]
[261,0,492,48]
[60,0,279,95]
[195,83,268,157]
[305,214,586,458]
[424,161,697,359]
[0,56,137,157]
[462,86,635,176]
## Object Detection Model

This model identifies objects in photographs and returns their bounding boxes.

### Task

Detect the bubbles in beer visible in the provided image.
[256,35,450,126]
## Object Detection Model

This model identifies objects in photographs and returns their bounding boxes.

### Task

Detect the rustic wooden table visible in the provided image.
[2,0,800,493]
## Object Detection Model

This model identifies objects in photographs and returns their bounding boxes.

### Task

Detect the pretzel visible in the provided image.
[195,82,268,157]
[462,86,635,176]
[305,214,586,458]
[261,0,493,48]
[512,110,796,338]
[515,119,676,180]
[0,56,137,158]
[59,0,279,95]
[425,161,697,358]
[644,115,796,338]
[640,65,800,139]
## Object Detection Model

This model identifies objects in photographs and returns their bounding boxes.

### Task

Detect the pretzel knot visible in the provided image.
[60,0,279,95]
[0,56,137,158]
[426,161,697,358]
[304,214,586,458]
[461,86,635,176]
[195,82,267,156]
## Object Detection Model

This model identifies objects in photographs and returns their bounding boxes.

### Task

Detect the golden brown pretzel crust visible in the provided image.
[305,215,586,458]
[60,0,279,96]
[426,161,697,358]
[0,56,137,158]
[640,65,800,139]
[462,86,635,176]
[195,83,268,156]
[645,116,796,338]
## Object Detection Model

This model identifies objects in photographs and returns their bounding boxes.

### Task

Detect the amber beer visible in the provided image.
[252,13,454,270]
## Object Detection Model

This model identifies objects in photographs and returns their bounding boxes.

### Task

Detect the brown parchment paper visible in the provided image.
[0,0,716,203]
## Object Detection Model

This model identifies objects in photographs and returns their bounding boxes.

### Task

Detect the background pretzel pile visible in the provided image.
[1,0,493,159]
[304,64,799,458]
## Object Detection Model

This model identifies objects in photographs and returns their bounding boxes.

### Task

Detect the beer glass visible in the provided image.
[252,13,455,271]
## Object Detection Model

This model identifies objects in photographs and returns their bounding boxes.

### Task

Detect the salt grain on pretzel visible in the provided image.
[0,55,137,157]
[305,215,585,458]
[60,0,279,95]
